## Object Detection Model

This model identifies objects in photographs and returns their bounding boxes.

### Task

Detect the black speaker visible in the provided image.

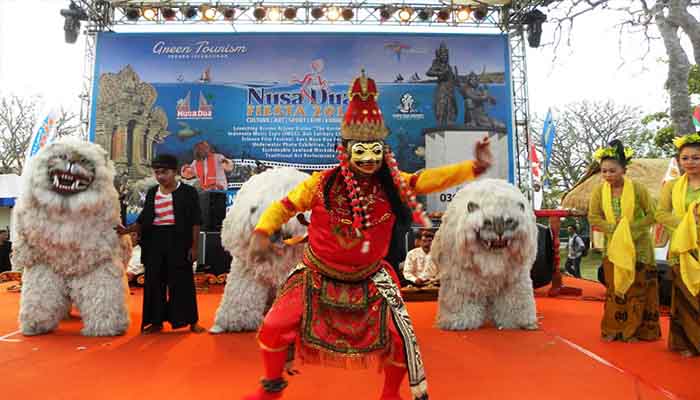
[197,231,232,275]
[531,223,554,289]
[199,191,227,231]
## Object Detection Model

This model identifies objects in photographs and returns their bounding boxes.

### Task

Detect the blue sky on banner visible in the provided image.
[0,0,672,121]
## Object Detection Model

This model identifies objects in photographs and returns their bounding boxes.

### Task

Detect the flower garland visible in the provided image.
[672,132,700,149]
[593,146,634,163]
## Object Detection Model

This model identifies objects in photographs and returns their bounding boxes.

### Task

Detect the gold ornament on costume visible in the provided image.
[341,69,388,141]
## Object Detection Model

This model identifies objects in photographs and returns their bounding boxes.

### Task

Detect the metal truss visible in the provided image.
[509,26,530,191]
[104,1,506,29]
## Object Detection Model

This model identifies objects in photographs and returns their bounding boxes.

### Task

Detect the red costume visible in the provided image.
[243,70,483,400]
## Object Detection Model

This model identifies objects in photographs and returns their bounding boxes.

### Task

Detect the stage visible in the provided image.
[0,277,697,400]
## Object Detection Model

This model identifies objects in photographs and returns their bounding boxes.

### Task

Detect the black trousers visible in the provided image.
[564,257,582,278]
[142,226,199,330]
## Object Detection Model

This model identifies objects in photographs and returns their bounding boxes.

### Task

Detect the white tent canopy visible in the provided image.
[0,174,22,201]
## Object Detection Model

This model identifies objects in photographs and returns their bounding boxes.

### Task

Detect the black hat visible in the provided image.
[151,154,178,170]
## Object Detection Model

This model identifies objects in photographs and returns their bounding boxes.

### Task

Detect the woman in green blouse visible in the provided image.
[656,134,700,356]
[588,140,660,343]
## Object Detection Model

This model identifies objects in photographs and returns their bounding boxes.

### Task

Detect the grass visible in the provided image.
[559,248,603,281]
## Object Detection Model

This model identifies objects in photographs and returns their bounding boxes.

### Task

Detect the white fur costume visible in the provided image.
[210,167,309,333]
[13,138,130,336]
[432,179,538,331]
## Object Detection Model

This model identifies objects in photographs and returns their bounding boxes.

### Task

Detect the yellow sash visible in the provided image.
[669,174,700,296]
[602,177,636,297]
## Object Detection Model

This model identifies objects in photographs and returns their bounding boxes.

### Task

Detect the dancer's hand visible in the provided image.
[474,136,492,174]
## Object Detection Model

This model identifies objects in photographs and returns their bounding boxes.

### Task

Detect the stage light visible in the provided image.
[142,7,157,21]
[341,8,354,20]
[125,7,140,21]
[202,6,217,21]
[162,7,176,20]
[60,1,87,44]
[525,10,547,48]
[473,6,488,21]
[436,8,450,22]
[284,7,297,20]
[267,7,282,21]
[417,8,433,22]
[326,6,340,21]
[398,7,413,22]
[222,7,235,20]
[183,6,198,19]
[379,6,392,21]
[253,7,267,20]
[311,7,324,19]
[456,7,471,22]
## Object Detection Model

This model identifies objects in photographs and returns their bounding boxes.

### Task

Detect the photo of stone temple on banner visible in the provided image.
[90,33,513,215]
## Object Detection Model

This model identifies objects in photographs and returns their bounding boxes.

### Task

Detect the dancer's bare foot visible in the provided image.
[190,323,205,334]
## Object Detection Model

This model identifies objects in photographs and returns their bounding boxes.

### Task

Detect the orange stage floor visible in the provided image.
[0,277,698,400]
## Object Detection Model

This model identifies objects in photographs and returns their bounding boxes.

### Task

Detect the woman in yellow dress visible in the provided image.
[656,133,700,356]
[588,139,660,342]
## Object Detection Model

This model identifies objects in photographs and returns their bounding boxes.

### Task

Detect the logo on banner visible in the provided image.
[176,90,213,119]
[246,59,348,119]
[26,110,59,162]
[393,92,424,120]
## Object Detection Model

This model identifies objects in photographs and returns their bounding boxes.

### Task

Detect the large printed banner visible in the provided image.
[90,32,513,212]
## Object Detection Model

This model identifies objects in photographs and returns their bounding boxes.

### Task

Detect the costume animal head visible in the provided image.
[220,167,309,285]
[22,138,118,215]
[12,138,122,276]
[432,179,537,278]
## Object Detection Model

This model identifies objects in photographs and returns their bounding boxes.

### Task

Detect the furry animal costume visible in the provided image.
[209,167,309,333]
[12,138,129,336]
[432,179,538,331]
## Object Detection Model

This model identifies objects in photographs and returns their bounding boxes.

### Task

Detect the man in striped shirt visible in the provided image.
[118,154,204,334]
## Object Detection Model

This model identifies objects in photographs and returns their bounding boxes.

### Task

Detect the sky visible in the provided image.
[0,0,676,120]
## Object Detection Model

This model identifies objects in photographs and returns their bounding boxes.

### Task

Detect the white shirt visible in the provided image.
[127,245,144,275]
[403,247,438,283]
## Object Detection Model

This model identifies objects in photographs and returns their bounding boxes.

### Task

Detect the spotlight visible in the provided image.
[142,7,157,21]
[417,8,433,21]
[162,7,176,20]
[267,7,281,21]
[253,7,267,20]
[311,7,324,19]
[125,7,140,21]
[379,6,392,21]
[183,6,197,19]
[222,7,235,20]
[326,6,340,21]
[202,6,217,21]
[456,7,471,22]
[284,7,297,20]
[473,6,488,21]
[60,1,87,44]
[341,8,354,20]
[398,7,413,22]
[525,10,547,48]
[437,8,450,22]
